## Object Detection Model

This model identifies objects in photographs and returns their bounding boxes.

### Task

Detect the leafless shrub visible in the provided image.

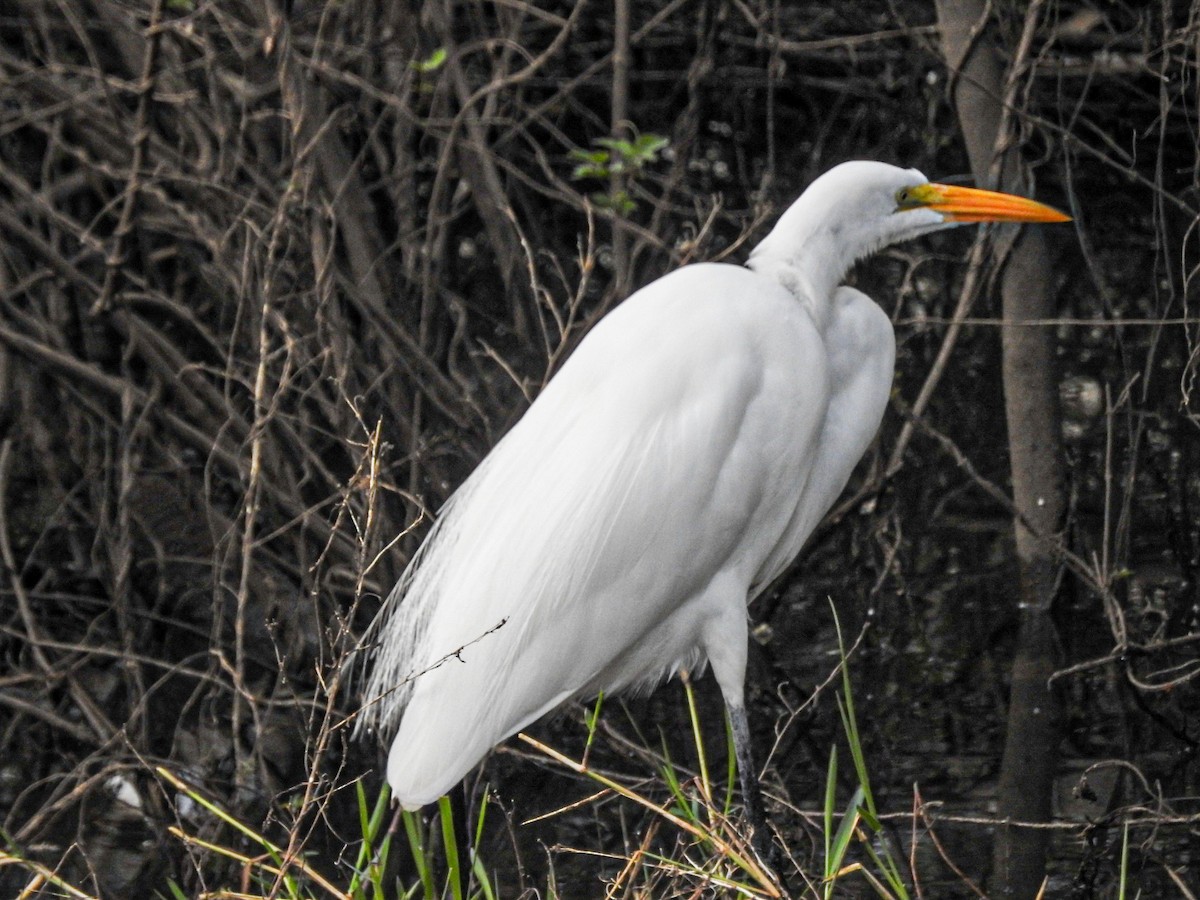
[0,1,1196,895]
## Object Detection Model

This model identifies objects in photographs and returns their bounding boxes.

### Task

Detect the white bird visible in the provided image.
[357,160,1068,849]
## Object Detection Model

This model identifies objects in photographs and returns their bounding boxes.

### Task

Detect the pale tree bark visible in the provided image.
[934,2,1065,897]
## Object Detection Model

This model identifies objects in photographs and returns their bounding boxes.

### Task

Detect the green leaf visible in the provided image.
[412,47,447,73]
[633,134,670,157]
[590,190,635,215]
[571,133,668,182]
[569,148,611,180]
[571,163,610,181]
[568,148,610,164]
[595,137,636,158]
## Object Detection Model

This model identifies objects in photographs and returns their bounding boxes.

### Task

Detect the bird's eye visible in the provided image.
[895,188,912,207]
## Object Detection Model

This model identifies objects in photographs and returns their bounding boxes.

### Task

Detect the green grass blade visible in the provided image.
[835,694,881,832]
[833,787,865,863]
[823,744,838,876]
[468,790,494,900]
[682,677,712,803]
[659,742,701,827]
[826,788,865,896]
[471,852,497,900]
[347,781,392,899]
[723,715,737,816]
[831,607,879,821]
[828,603,911,898]
[438,795,464,900]
[402,808,435,899]
[472,788,489,854]
[584,692,604,760]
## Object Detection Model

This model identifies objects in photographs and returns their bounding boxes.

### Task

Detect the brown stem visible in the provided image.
[92,0,165,316]
[610,0,631,298]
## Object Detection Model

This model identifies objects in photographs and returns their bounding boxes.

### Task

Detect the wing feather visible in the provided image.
[752,286,895,592]
[359,263,832,805]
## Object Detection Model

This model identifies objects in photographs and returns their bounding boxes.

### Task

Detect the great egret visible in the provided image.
[357,160,1068,850]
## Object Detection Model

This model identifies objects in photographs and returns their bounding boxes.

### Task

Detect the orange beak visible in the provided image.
[904,183,1071,223]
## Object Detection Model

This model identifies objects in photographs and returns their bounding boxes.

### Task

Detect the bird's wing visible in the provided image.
[751,285,895,594]
[364,262,832,806]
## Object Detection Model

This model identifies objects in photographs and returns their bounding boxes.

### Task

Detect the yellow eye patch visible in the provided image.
[895,183,1070,222]
[894,183,943,211]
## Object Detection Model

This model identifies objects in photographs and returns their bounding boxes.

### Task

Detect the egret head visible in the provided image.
[748,160,1070,303]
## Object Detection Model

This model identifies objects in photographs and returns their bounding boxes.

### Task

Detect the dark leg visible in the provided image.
[728,702,774,864]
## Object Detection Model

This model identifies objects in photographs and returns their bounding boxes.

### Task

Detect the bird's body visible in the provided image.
[358,161,1068,823]
[373,263,891,805]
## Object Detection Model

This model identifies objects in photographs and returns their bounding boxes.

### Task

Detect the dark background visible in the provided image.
[1,1,1197,896]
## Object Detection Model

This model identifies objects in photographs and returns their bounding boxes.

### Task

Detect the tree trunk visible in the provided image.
[933,3,1065,897]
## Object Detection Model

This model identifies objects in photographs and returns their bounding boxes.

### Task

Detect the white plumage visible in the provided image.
[357,161,1068,829]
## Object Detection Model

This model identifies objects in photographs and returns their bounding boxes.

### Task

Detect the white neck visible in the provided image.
[746,218,855,334]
